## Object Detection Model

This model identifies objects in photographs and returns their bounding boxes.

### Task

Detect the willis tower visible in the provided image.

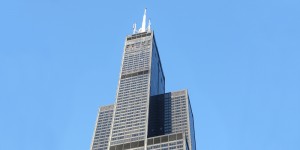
[90,9,196,150]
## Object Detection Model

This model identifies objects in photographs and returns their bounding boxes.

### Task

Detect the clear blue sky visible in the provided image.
[1,0,299,150]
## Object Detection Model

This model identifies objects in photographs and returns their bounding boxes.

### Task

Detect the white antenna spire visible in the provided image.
[147,19,151,32]
[139,8,147,32]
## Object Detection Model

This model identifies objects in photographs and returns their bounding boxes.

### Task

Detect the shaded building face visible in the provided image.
[148,94,165,137]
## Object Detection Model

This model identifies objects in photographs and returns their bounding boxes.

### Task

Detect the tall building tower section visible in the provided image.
[164,90,196,150]
[90,105,114,150]
[148,90,196,150]
[108,9,165,149]
[90,9,196,150]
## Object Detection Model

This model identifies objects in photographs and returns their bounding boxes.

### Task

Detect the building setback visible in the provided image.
[149,90,196,150]
[90,9,196,150]
[91,105,114,150]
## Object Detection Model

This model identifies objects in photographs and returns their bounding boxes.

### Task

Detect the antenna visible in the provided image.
[139,8,147,32]
[133,23,137,34]
[147,19,151,32]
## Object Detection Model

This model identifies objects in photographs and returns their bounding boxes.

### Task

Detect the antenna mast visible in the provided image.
[139,8,147,33]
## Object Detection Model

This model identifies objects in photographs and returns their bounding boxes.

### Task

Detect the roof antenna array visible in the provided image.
[133,8,151,34]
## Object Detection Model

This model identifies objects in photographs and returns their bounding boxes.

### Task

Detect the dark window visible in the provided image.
[110,146,116,150]
[177,133,183,139]
[139,140,145,146]
[154,137,160,144]
[161,136,168,142]
[116,145,123,150]
[131,141,139,148]
[147,139,153,145]
[124,143,130,149]
[169,134,176,141]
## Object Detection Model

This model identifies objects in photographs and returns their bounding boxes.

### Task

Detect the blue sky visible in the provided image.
[0,0,300,150]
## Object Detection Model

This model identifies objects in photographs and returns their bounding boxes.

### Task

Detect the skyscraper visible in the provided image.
[90,9,196,150]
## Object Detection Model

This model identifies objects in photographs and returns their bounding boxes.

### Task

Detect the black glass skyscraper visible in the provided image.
[90,10,196,150]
